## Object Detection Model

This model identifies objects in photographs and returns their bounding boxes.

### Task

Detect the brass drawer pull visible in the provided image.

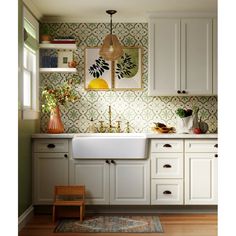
[163,164,172,168]
[163,190,172,195]
[163,144,172,148]
[47,144,55,148]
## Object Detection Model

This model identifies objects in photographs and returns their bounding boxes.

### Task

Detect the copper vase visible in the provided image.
[47,105,64,134]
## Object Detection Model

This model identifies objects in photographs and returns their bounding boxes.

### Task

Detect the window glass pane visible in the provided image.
[23,70,31,107]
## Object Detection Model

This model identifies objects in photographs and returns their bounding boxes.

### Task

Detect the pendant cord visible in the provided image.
[110,13,113,46]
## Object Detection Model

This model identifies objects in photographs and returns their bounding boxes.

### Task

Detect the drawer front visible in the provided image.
[185,139,218,153]
[151,153,183,178]
[151,179,183,205]
[33,139,69,153]
[150,139,183,153]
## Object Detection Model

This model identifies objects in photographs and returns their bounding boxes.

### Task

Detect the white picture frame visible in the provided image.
[58,51,73,68]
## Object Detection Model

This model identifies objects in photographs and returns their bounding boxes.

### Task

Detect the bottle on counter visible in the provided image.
[88,118,96,133]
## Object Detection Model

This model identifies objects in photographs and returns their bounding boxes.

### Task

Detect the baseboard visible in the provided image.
[85,205,217,214]
[34,205,217,215]
[18,205,34,232]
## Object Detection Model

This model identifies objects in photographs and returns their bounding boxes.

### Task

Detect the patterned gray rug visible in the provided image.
[54,215,164,233]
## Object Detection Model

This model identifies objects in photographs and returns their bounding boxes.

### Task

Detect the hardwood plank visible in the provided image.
[19,214,217,236]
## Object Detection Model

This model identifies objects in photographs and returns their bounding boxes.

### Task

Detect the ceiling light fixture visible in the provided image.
[99,10,123,61]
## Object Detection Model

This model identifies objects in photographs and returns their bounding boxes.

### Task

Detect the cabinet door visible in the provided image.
[213,18,217,95]
[181,18,213,95]
[185,153,218,204]
[33,153,69,204]
[148,18,181,96]
[110,160,150,205]
[69,160,109,205]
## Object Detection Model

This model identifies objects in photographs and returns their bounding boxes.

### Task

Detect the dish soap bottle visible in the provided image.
[88,118,96,133]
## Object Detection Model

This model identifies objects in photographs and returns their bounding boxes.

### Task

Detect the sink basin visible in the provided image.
[72,133,147,159]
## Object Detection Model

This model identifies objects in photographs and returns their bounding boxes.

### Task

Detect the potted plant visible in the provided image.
[41,76,80,133]
[41,25,51,43]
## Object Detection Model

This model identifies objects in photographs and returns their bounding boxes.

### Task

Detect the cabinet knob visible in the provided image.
[214,144,218,148]
[163,144,172,148]
[182,90,186,94]
[177,90,181,94]
[214,154,218,158]
[47,144,55,148]
[163,164,172,168]
[64,154,68,158]
[163,190,172,195]
[105,160,110,164]
[111,160,116,164]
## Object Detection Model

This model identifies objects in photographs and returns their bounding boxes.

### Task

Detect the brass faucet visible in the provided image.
[108,105,115,133]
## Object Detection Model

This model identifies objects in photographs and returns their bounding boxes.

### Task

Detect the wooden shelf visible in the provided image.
[39,68,77,73]
[39,43,77,50]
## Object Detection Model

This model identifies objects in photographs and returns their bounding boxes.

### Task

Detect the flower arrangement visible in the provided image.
[41,76,80,113]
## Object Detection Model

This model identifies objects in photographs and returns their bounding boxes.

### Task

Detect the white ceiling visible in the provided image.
[27,0,217,22]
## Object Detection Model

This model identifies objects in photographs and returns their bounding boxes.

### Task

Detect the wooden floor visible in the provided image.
[19,213,217,236]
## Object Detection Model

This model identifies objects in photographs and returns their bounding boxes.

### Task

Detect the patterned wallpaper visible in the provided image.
[40,23,217,133]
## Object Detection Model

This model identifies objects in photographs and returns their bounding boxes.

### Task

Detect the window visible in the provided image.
[21,7,39,119]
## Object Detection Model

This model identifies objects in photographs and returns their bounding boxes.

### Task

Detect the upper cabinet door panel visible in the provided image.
[213,18,217,95]
[181,18,213,95]
[148,19,181,96]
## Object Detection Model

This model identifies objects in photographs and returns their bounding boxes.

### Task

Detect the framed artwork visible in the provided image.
[114,47,143,90]
[58,51,73,68]
[85,47,112,90]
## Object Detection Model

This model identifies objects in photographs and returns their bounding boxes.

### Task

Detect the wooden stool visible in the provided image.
[52,186,85,223]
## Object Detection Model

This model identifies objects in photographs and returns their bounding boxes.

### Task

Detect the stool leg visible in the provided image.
[80,206,83,222]
[52,205,55,224]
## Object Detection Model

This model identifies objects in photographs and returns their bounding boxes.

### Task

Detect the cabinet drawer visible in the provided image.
[150,139,183,152]
[151,153,183,178]
[185,139,218,153]
[33,139,69,153]
[151,179,183,205]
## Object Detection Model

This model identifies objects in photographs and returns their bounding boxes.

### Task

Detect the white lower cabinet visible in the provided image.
[185,152,218,204]
[69,159,150,205]
[33,139,69,204]
[110,160,150,205]
[69,160,109,205]
[151,179,183,205]
[185,139,218,205]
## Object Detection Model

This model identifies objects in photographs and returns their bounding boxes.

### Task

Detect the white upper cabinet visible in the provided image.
[148,13,217,96]
[149,19,181,95]
[181,18,212,95]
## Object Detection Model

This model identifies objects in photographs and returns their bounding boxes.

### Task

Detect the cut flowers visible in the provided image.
[41,76,80,113]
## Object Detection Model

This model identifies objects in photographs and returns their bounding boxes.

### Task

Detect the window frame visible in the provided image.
[21,6,39,120]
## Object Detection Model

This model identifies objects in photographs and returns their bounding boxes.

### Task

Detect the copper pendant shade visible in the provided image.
[99,10,123,61]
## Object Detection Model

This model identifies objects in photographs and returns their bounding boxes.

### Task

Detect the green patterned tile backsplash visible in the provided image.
[40,23,217,133]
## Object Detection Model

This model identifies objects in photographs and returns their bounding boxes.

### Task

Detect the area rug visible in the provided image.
[54,215,164,233]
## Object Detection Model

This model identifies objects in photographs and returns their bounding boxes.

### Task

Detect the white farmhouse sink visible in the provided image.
[72,133,147,159]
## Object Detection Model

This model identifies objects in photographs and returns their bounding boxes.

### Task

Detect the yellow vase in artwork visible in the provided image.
[88,78,109,89]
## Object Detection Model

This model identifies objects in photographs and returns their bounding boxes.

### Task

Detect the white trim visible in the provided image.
[18,205,34,232]
[39,43,77,50]
[147,11,217,18]
[22,109,40,120]
[23,0,42,21]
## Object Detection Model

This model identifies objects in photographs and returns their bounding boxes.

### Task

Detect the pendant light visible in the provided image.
[99,10,123,61]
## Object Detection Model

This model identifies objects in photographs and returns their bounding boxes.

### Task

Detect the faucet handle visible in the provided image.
[98,121,106,133]
[116,121,121,133]
[126,121,131,133]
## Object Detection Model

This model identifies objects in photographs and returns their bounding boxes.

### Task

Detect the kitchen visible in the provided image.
[1,0,235,235]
